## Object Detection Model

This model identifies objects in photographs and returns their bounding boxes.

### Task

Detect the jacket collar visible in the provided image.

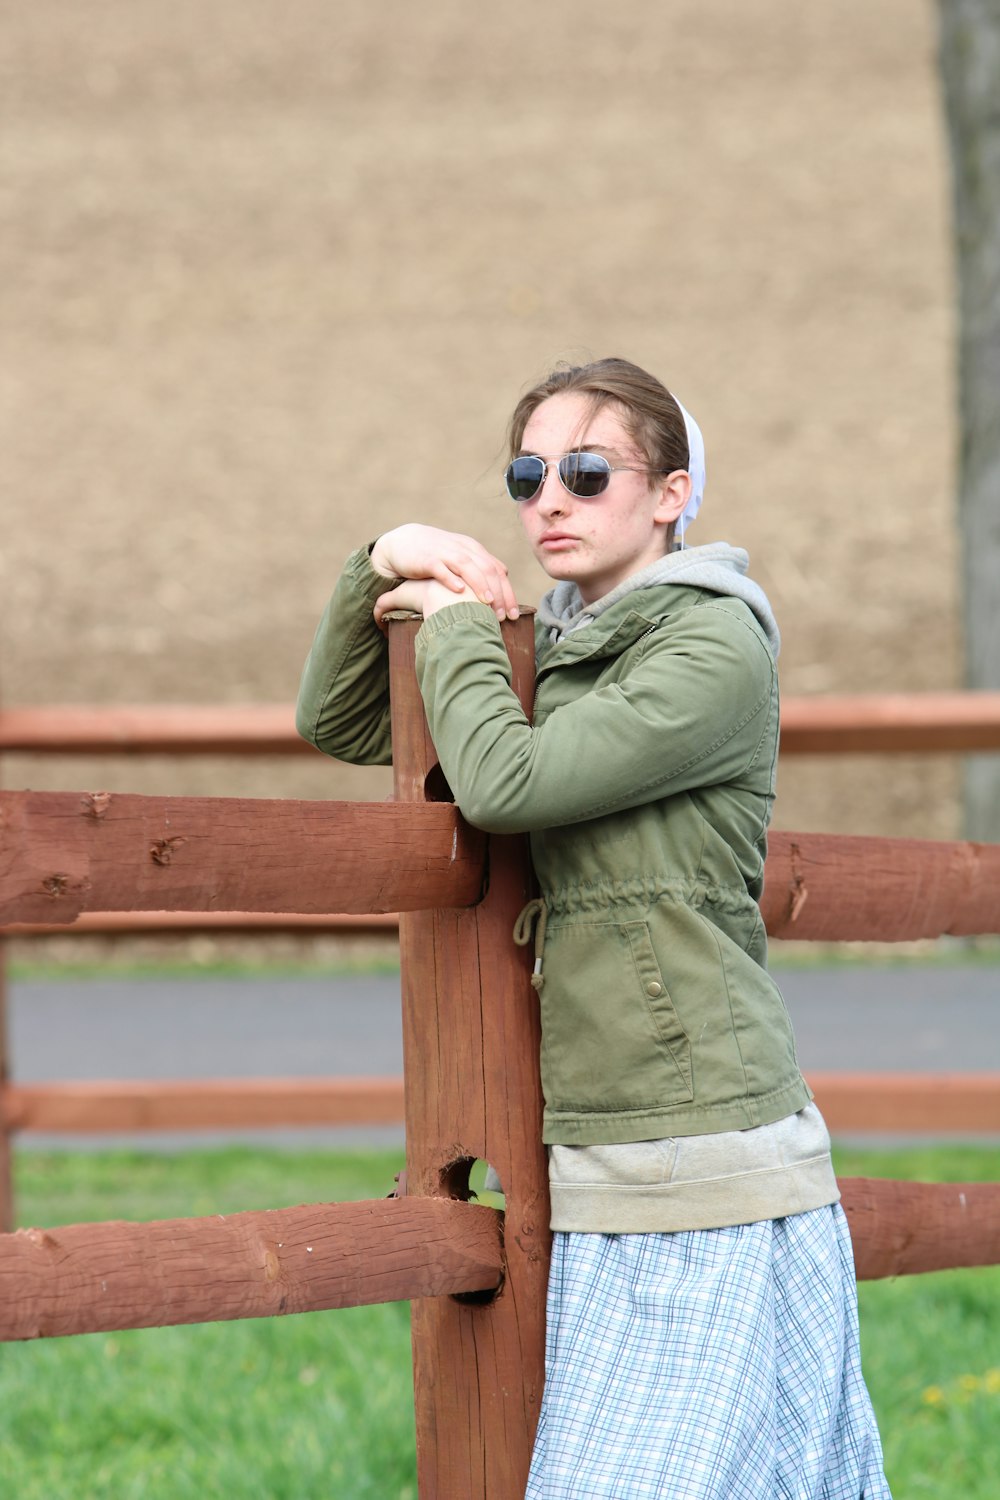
[536,584,706,671]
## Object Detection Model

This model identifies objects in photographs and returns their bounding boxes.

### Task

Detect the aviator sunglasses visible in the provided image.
[504,451,655,503]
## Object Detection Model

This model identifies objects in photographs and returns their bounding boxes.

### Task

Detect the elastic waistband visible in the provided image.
[540,875,754,920]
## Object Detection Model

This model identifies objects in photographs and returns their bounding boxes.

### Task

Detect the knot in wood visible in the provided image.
[788,841,809,923]
[23,1227,60,1255]
[81,791,112,819]
[150,836,186,866]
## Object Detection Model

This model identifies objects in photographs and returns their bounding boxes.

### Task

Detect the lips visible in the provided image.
[540,531,577,547]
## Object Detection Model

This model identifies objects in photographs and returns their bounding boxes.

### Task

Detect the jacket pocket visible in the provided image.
[539,918,693,1113]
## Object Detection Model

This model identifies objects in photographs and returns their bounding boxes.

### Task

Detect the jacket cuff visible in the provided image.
[415,599,501,647]
[344,544,402,601]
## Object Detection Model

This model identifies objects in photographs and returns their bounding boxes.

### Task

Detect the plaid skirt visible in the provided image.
[525,1204,891,1499]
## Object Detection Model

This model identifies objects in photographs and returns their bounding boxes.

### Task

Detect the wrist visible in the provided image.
[367,538,399,581]
[422,580,481,616]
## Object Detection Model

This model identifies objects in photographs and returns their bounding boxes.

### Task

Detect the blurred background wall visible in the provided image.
[1,0,960,841]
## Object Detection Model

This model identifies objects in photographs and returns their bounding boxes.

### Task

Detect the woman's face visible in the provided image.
[515,392,689,604]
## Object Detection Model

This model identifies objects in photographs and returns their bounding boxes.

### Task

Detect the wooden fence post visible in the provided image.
[388,614,550,1500]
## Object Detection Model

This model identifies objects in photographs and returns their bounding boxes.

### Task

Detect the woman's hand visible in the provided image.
[374,577,501,628]
[369,525,519,620]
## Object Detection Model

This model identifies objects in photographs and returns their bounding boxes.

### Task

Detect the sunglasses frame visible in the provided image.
[504,451,653,503]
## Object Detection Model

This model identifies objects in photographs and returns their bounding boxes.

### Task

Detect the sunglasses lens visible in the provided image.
[505,456,546,501]
[559,452,611,497]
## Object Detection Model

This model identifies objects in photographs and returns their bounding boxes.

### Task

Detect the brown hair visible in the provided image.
[506,357,689,479]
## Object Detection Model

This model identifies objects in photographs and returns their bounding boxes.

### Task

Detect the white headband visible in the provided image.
[673,398,705,537]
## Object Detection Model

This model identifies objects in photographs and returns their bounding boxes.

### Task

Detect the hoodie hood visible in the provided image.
[536,542,781,658]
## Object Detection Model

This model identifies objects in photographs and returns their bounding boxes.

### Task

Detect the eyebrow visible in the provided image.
[515,443,619,459]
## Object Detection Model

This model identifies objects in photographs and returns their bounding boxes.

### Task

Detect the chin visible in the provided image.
[539,558,585,588]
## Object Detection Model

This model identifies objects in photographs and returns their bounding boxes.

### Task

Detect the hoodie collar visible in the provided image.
[536,541,781,658]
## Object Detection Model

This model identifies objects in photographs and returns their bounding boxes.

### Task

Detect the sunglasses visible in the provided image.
[504,451,652,503]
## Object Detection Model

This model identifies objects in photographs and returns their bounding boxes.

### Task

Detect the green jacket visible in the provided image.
[297,547,811,1145]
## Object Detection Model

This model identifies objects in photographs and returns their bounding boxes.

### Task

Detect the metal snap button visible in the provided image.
[646,981,663,998]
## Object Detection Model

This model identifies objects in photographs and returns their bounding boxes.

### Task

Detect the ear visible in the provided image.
[653,469,691,525]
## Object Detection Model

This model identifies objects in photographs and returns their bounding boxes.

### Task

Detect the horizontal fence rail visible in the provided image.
[2,910,400,937]
[779,692,1000,755]
[3,691,1000,757]
[3,1074,998,1137]
[1,1078,407,1133]
[0,791,485,924]
[4,825,1000,943]
[1,1175,996,1345]
[0,1196,504,1341]
[840,1179,1000,1279]
[3,826,999,1145]
[762,830,1000,941]
[0,705,306,756]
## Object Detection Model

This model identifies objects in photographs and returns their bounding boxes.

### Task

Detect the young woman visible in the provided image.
[297,358,891,1498]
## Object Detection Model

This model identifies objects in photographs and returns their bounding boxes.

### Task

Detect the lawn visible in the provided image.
[1,1144,998,1498]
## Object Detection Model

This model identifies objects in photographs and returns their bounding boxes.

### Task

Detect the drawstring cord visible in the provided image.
[513,898,548,991]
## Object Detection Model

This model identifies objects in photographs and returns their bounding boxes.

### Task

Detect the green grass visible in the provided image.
[832,1145,1000,1496]
[2,1145,999,1497]
[9,934,1000,982]
[767,935,1000,969]
[1,1149,415,1500]
[7,954,403,982]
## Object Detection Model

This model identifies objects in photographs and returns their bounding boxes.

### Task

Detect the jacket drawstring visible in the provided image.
[513,898,548,991]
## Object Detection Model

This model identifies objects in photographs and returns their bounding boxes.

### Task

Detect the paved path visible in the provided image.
[7,966,999,1149]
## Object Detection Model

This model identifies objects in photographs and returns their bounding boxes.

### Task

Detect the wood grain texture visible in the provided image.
[762,830,1000,940]
[0,791,484,923]
[9,830,1000,944]
[841,1177,1000,1279]
[808,1074,1000,1134]
[389,614,549,1500]
[0,1196,502,1341]
[2,1077,405,1132]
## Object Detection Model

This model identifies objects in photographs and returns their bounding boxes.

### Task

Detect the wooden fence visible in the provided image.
[2,641,1000,1495]
[2,691,1000,1169]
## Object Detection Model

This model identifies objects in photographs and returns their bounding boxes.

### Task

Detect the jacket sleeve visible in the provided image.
[414,599,776,833]
[295,547,396,766]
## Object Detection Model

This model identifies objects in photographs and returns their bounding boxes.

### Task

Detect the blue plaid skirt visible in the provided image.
[526,1204,891,1499]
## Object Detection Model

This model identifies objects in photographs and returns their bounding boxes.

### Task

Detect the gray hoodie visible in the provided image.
[535,541,781,659]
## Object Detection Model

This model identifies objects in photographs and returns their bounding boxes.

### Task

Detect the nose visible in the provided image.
[536,463,569,515]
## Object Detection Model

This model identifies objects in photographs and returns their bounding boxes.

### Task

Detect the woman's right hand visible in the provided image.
[369,525,519,620]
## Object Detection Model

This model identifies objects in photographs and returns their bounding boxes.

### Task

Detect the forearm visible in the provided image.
[295,547,395,765]
[415,604,775,834]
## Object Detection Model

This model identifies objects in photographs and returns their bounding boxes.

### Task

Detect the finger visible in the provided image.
[474,558,518,619]
[493,568,520,619]
[438,555,496,604]
[372,589,397,627]
[429,562,472,593]
[373,583,415,626]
